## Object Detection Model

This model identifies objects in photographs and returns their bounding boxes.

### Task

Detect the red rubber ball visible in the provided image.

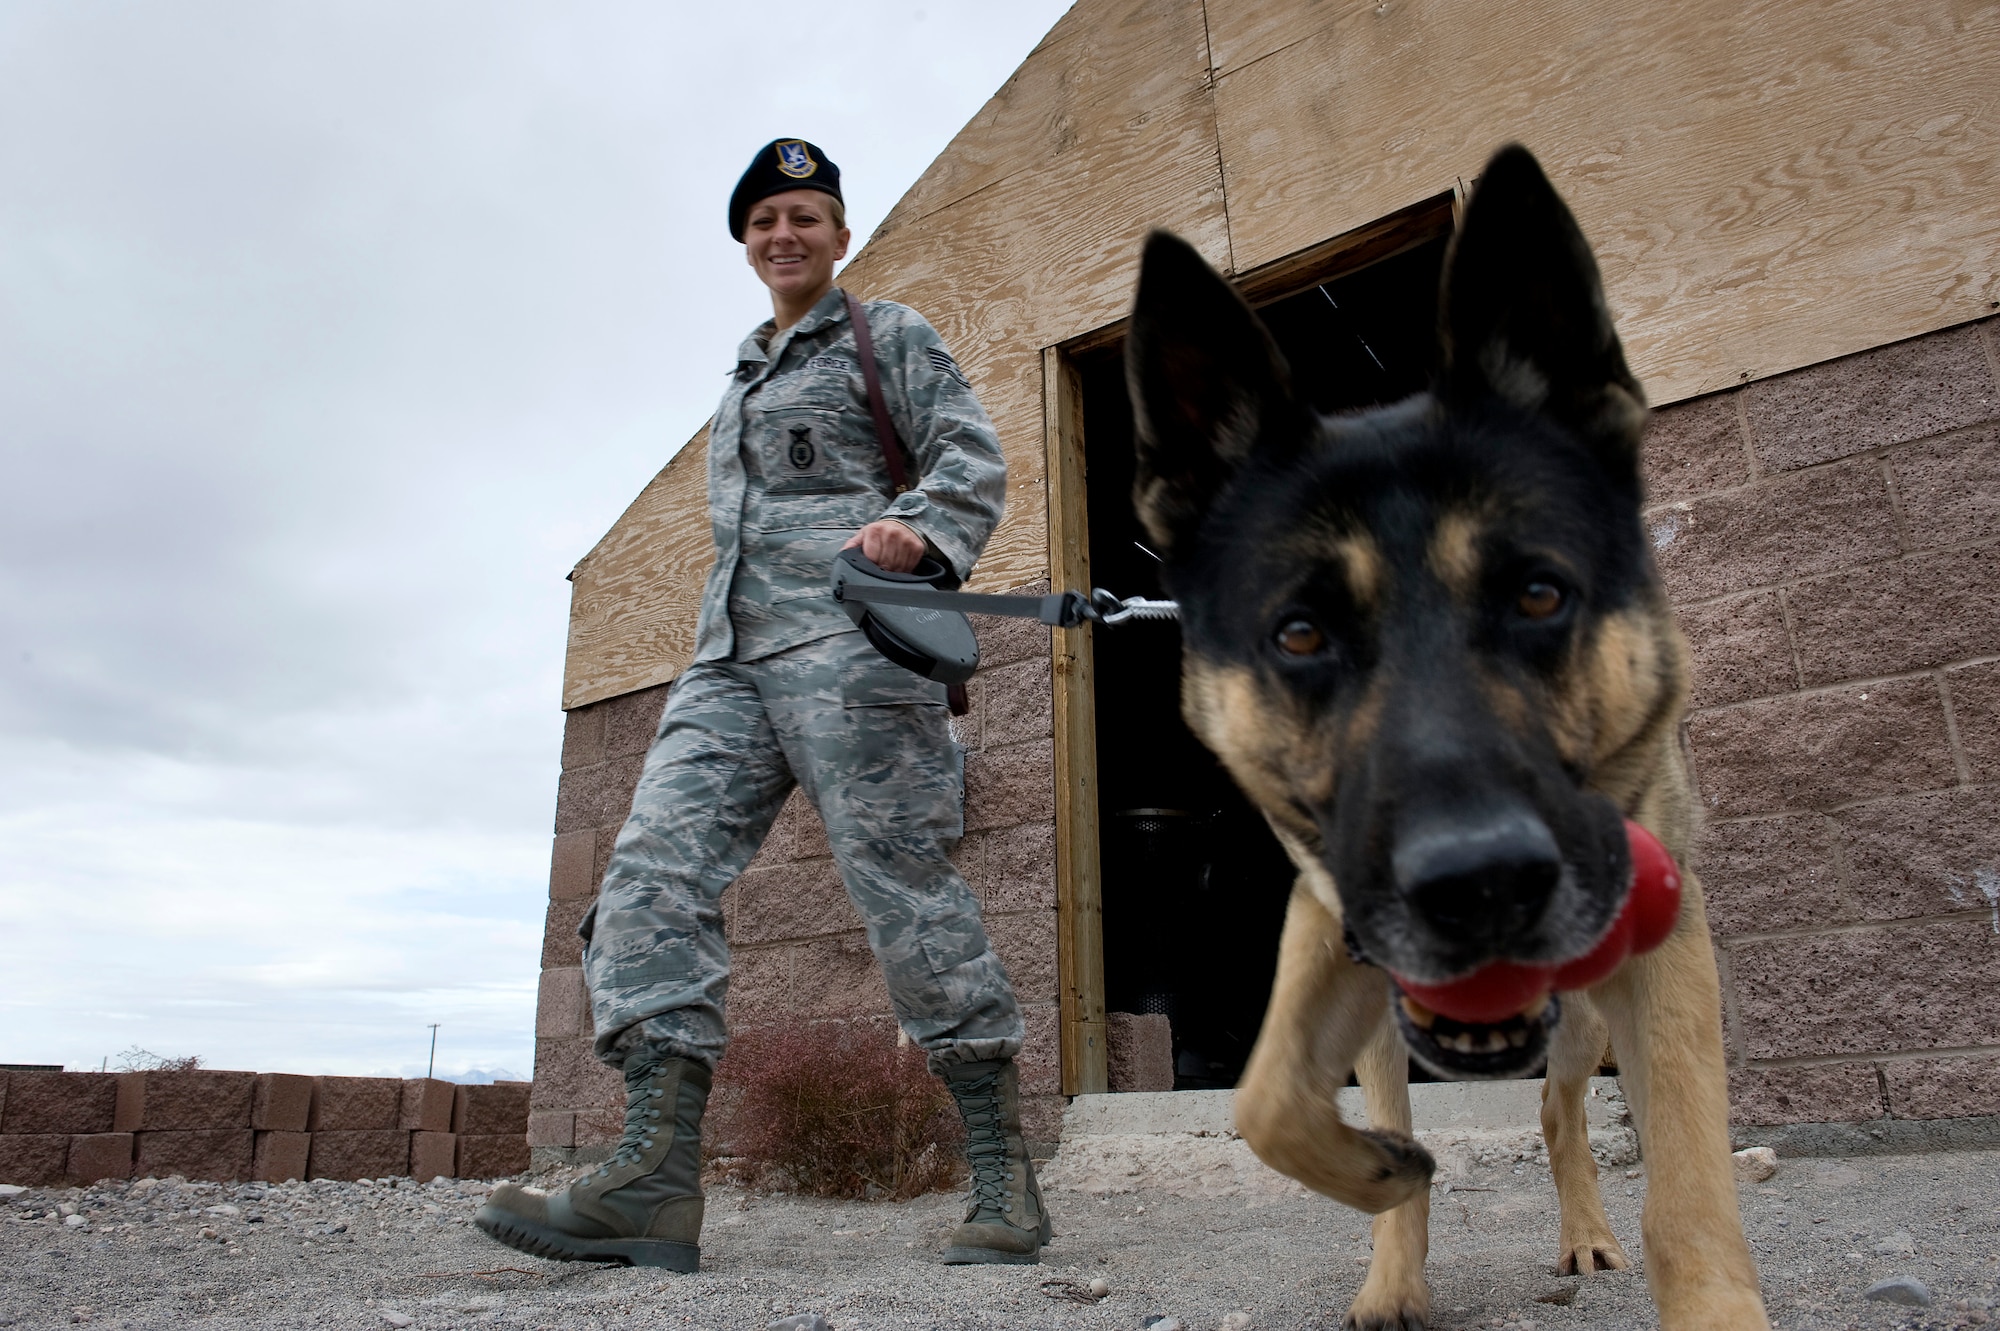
[1389,819,1684,1022]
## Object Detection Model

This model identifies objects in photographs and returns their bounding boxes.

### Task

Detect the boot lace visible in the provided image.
[595,1059,668,1176]
[953,1069,1016,1218]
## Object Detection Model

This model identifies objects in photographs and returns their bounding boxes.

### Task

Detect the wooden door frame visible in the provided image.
[1043,188,1461,1098]
[1044,342,1108,1096]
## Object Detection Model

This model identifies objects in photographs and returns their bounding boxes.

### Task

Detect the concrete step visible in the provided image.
[1045,1078,1636,1200]
[1064,1076,1628,1139]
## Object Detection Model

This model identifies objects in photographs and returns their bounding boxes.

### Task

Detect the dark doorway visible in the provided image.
[1084,229,1452,1090]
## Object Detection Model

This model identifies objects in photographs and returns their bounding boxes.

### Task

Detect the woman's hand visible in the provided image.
[843,520,927,573]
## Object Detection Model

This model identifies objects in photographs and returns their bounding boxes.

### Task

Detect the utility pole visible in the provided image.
[426,1024,441,1080]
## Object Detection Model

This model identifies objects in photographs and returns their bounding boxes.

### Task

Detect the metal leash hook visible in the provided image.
[829,547,1180,685]
[1088,588,1180,626]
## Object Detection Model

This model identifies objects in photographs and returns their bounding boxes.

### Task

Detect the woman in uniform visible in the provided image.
[476,139,1048,1272]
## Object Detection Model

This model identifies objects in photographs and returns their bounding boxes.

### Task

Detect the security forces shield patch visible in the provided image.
[788,425,816,469]
[775,141,818,179]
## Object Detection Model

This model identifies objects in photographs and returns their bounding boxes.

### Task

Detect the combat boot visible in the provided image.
[939,1058,1052,1264]
[474,1055,710,1271]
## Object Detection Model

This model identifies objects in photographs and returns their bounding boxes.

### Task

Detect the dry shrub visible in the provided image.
[708,1022,964,1200]
[114,1047,202,1071]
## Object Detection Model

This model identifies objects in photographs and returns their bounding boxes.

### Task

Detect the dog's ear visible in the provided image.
[1441,145,1647,470]
[1125,229,1303,559]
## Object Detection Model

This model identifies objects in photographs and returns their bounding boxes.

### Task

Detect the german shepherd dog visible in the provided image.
[1123,146,1768,1329]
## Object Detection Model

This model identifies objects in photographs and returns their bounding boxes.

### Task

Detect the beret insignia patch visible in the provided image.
[775,140,818,179]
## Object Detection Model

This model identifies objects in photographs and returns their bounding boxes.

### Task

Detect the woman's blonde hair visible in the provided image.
[749,193,846,232]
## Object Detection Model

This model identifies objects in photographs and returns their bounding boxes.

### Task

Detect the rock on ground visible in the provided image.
[0,1150,1995,1328]
[1735,1147,1781,1183]
[1864,1275,1934,1307]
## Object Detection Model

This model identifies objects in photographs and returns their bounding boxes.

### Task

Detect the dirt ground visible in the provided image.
[1,1147,1996,1330]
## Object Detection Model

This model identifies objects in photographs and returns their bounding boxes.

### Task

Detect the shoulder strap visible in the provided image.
[842,289,971,717]
[842,289,912,495]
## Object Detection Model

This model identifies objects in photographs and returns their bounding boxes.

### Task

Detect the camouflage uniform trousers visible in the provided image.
[581,630,1025,1073]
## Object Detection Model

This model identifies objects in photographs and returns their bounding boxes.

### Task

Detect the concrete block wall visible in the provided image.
[0,1070,529,1187]
[1106,1012,1174,1093]
[1647,315,2000,1127]
[531,588,1064,1162]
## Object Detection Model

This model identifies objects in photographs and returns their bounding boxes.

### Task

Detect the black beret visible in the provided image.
[729,139,842,241]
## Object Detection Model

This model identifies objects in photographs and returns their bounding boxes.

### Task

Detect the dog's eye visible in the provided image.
[1517,581,1565,620]
[1275,619,1326,656]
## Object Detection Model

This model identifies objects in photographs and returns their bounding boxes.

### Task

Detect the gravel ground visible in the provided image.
[1,1148,1995,1330]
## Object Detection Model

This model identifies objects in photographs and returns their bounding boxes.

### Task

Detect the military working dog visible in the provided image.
[1122,146,1768,1329]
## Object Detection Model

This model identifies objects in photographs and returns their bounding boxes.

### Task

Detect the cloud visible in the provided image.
[0,1,1075,1074]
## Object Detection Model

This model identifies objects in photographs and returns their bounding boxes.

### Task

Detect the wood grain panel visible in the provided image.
[842,98,1229,365]
[1208,0,2000,404]
[874,0,1213,237]
[561,429,713,710]
[843,87,1229,599]
[1202,0,1335,78]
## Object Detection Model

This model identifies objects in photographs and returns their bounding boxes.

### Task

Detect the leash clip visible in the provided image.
[1043,591,1096,629]
[1089,588,1180,626]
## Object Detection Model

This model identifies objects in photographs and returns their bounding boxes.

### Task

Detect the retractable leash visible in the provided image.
[831,547,1178,686]
[834,287,1177,690]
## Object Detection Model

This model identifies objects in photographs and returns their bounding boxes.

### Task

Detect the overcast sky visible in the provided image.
[0,2,1074,1080]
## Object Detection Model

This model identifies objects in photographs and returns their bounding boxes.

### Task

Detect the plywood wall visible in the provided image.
[1207,0,2000,403]
[564,0,2000,710]
[562,429,713,710]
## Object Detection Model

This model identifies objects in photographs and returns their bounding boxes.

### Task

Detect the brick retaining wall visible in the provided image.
[0,1070,529,1187]
[532,587,1066,1163]
[1649,315,2000,1127]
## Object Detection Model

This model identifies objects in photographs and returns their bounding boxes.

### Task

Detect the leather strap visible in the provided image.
[842,289,912,495]
[840,290,969,716]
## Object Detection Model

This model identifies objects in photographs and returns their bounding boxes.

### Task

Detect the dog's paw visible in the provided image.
[1359,1128,1436,1189]
[1345,1262,1430,1331]
[1326,1128,1435,1215]
[1556,1235,1630,1275]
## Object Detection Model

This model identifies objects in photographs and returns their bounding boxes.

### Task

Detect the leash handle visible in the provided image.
[842,290,912,495]
[834,548,1102,629]
[834,551,1168,631]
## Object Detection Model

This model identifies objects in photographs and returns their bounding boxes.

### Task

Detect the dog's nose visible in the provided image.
[1393,806,1562,940]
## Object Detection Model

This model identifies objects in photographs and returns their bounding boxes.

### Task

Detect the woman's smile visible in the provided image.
[744,188,849,324]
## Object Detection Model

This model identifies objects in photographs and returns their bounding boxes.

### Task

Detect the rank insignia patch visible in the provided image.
[924,345,970,388]
[775,141,818,179]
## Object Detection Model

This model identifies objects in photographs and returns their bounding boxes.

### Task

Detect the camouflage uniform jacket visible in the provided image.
[692,287,1009,664]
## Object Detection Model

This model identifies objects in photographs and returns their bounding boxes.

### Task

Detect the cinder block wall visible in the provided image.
[531,587,1063,1163]
[1647,316,2000,1127]
[0,1070,528,1186]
